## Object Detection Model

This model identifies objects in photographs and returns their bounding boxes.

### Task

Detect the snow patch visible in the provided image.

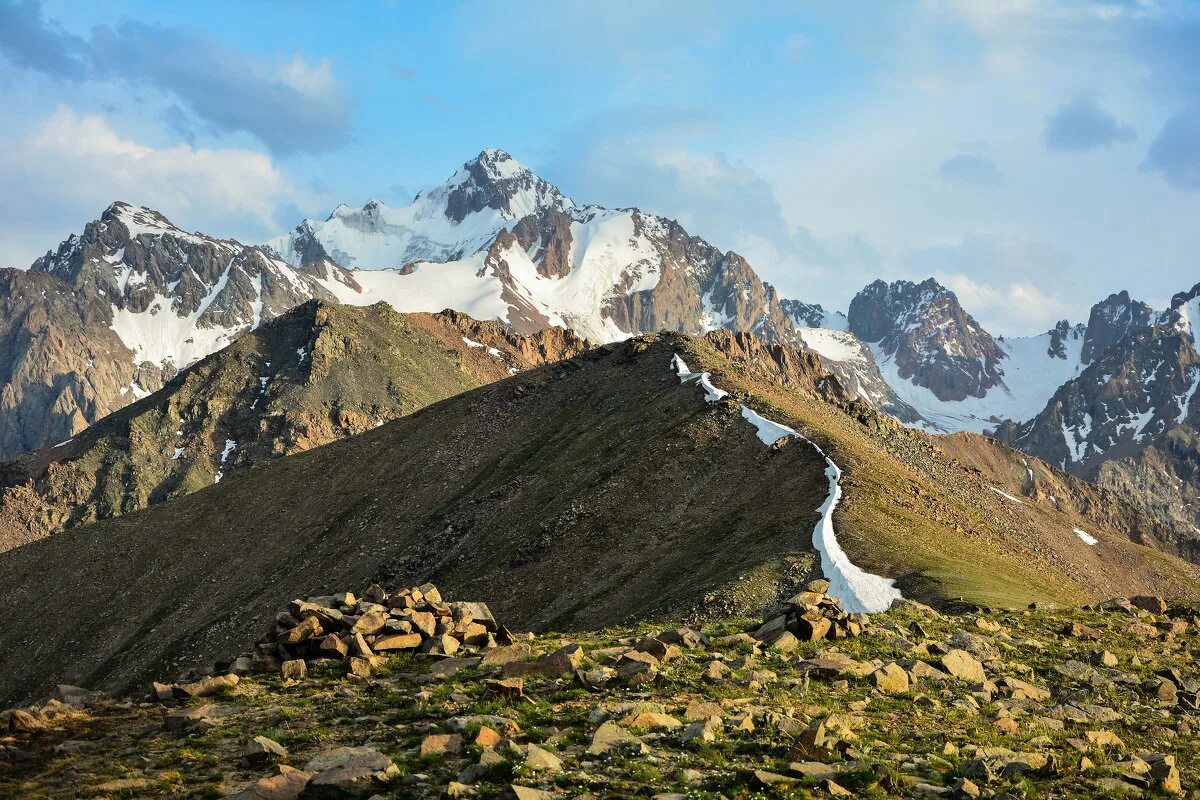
[1073,527,1098,546]
[671,354,902,613]
[990,487,1024,504]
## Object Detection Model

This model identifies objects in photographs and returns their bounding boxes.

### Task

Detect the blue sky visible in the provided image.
[2,0,1199,334]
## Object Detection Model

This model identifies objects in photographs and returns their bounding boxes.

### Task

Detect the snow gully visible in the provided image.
[671,354,903,614]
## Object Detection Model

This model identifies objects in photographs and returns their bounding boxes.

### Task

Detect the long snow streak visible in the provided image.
[671,355,902,613]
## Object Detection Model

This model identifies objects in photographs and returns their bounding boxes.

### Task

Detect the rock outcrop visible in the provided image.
[848,278,1006,402]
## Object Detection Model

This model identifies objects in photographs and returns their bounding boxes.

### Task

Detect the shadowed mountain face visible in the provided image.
[1,330,1195,705]
[0,301,586,551]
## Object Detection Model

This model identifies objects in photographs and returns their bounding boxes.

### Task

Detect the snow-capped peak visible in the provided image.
[267,149,579,272]
[102,201,188,239]
[1164,282,1200,343]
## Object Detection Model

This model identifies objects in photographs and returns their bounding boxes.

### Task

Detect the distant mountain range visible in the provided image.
[1,148,1198,536]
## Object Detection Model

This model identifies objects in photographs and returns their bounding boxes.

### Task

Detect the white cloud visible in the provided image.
[0,106,305,266]
[936,273,1072,333]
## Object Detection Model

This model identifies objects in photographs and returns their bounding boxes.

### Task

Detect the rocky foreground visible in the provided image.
[2,584,1198,799]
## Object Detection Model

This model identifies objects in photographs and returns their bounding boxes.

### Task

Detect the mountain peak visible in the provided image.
[1081,290,1154,364]
[430,148,570,224]
[848,277,1006,402]
[99,201,192,241]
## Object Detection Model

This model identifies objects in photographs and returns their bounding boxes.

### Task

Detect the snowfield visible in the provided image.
[870,330,1087,434]
[671,354,902,613]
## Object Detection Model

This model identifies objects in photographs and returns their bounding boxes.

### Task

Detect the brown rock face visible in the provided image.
[0,269,158,461]
[601,212,800,345]
[513,208,575,280]
[848,278,1006,402]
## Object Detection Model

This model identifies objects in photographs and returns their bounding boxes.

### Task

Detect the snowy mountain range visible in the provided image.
[1,146,1198,538]
[266,148,799,345]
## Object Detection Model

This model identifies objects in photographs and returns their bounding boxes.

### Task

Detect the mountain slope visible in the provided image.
[1,331,1195,705]
[0,301,585,551]
[996,285,1200,537]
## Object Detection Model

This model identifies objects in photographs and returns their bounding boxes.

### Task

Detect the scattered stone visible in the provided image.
[523,743,562,772]
[509,786,556,800]
[952,777,981,798]
[173,673,239,699]
[486,678,524,701]
[480,644,534,666]
[163,704,216,732]
[475,726,502,748]
[421,734,463,757]
[589,721,639,755]
[243,735,288,764]
[825,779,853,798]
[304,746,400,796]
[1129,596,1167,615]
[280,659,307,682]
[701,660,730,683]
[657,627,707,649]
[373,633,423,652]
[750,769,799,788]
[622,711,681,730]
[681,717,721,744]
[871,662,910,695]
[7,710,45,734]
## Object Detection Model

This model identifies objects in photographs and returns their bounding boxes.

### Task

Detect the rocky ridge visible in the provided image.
[0,301,587,551]
[0,202,358,460]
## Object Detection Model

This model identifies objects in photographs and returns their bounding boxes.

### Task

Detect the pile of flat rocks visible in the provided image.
[751,579,870,650]
[161,583,511,694]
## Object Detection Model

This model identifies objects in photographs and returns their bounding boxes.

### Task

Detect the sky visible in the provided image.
[1,1,1199,335]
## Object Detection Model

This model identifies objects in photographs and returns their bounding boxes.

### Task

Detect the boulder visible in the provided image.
[940,650,987,683]
[281,659,307,682]
[523,743,562,772]
[317,635,348,660]
[681,717,721,744]
[420,734,463,756]
[223,765,312,800]
[163,704,217,732]
[174,674,239,699]
[373,633,423,652]
[1129,596,1167,615]
[351,610,390,635]
[871,663,910,695]
[302,745,399,798]
[588,721,639,755]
